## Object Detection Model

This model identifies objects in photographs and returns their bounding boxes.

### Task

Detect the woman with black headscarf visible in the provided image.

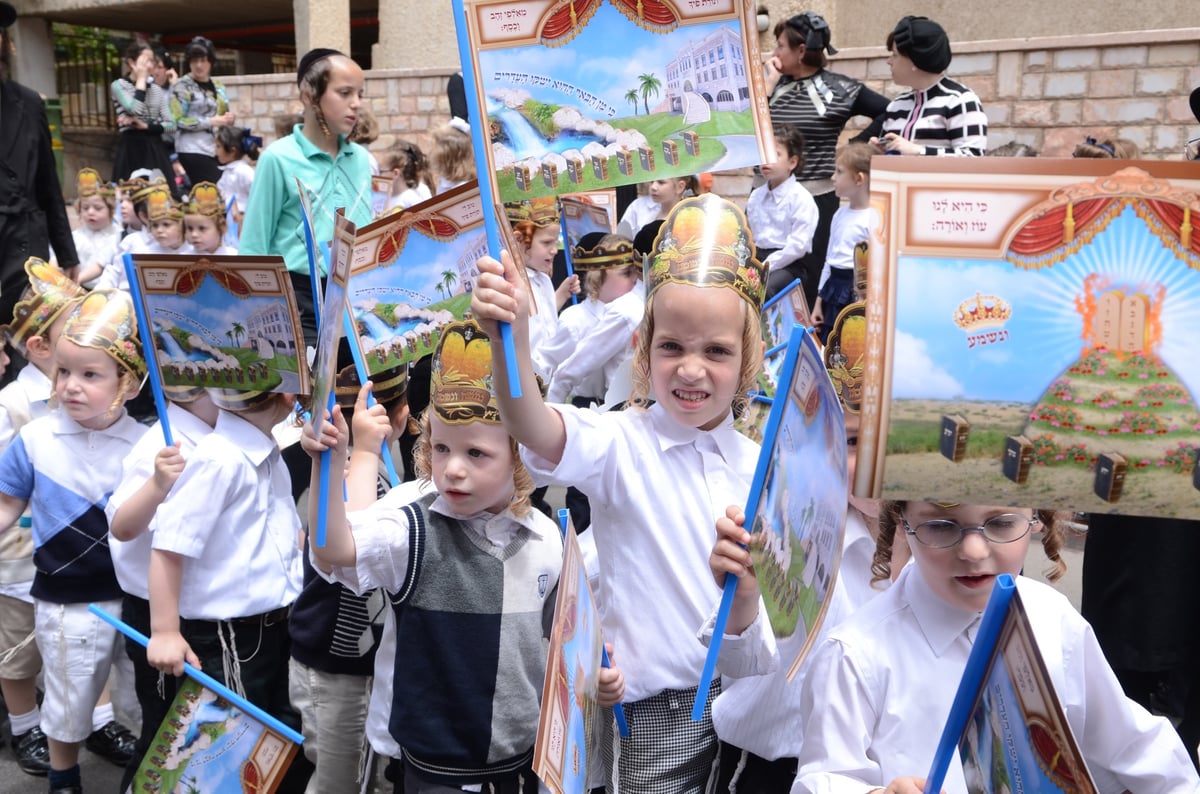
[765,12,887,309]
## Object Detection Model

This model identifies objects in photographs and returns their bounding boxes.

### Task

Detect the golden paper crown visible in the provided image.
[136,181,182,221]
[61,289,146,380]
[117,177,148,197]
[953,292,1012,330]
[185,181,224,219]
[2,258,86,356]
[504,197,559,229]
[76,168,111,199]
[431,319,499,425]
[647,194,767,312]
[572,236,638,271]
[823,302,866,414]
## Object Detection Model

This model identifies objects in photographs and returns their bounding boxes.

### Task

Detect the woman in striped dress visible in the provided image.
[110,43,176,189]
[764,12,888,307]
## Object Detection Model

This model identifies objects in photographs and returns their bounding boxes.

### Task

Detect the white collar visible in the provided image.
[649,403,743,461]
[214,409,276,465]
[16,364,52,403]
[430,495,547,541]
[48,407,133,437]
[901,563,980,658]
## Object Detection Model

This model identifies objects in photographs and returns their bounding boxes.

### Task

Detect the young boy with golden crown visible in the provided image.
[304,318,623,793]
[0,289,148,794]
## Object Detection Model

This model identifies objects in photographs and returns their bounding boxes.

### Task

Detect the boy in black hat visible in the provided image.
[872,16,988,157]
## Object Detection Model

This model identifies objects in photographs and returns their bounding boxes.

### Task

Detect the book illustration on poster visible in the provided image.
[925,575,1097,794]
[344,182,483,376]
[457,0,773,204]
[89,605,301,794]
[127,254,309,400]
[534,522,608,794]
[858,160,1200,519]
[693,324,847,717]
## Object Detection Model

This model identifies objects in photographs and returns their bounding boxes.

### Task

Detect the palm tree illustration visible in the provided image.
[231,322,245,347]
[441,269,458,298]
[225,330,233,347]
[638,72,662,115]
[625,88,640,116]
[434,281,446,301]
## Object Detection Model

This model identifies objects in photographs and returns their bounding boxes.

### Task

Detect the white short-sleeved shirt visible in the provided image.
[745,176,819,271]
[107,404,214,600]
[545,287,643,404]
[217,158,256,215]
[792,566,1200,793]
[523,403,760,701]
[526,268,560,379]
[73,225,120,284]
[152,409,302,620]
[703,509,884,760]
[616,195,661,239]
[0,366,53,601]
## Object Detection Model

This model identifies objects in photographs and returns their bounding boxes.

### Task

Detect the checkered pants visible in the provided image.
[602,680,721,794]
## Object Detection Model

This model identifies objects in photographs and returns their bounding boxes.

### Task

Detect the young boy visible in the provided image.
[813,142,875,339]
[0,289,147,794]
[0,260,84,778]
[305,319,623,792]
[144,386,303,735]
[747,126,819,299]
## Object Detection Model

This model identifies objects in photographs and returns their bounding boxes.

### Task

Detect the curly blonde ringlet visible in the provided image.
[628,288,764,419]
[411,409,535,518]
[869,501,1066,586]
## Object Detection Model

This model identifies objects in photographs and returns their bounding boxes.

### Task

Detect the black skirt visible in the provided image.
[112,129,176,187]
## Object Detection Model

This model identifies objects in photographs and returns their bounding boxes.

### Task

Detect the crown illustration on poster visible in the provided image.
[646,194,767,312]
[185,181,224,218]
[431,319,499,425]
[61,289,146,380]
[824,302,866,414]
[140,182,182,222]
[504,197,559,229]
[572,236,638,271]
[953,292,1012,330]
[76,168,111,199]
[3,258,86,355]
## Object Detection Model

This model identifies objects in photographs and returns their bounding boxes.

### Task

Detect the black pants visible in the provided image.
[711,741,797,794]
[121,595,180,794]
[176,152,223,187]
[289,269,324,351]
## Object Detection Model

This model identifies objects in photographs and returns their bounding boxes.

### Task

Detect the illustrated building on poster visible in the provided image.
[664,25,749,115]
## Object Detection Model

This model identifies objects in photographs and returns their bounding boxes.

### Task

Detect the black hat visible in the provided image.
[296,48,344,86]
[785,12,837,56]
[889,16,952,75]
[0,2,16,28]
[1190,87,1200,125]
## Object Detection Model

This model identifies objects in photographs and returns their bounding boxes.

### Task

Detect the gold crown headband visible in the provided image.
[136,181,182,221]
[646,194,768,312]
[504,197,559,229]
[572,237,638,271]
[184,181,225,219]
[430,319,499,425]
[76,168,112,199]
[2,258,86,356]
[60,289,146,380]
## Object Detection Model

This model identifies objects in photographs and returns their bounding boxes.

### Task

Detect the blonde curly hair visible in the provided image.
[869,501,1066,586]
[628,288,764,419]
[411,409,535,517]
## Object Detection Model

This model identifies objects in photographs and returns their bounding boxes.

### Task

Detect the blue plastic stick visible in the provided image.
[315,387,336,548]
[557,210,578,306]
[451,0,522,399]
[341,311,400,487]
[556,510,629,737]
[123,254,173,446]
[88,604,304,745]
[923,574,1017,794]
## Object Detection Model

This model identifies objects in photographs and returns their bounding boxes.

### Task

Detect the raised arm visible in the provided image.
[470,250,568,465]
[109,444,185,541]
[300,406,358,569]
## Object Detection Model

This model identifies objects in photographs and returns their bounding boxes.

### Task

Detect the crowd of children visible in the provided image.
[6,20,1200,794]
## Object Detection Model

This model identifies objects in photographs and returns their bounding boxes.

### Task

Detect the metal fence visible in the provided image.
[55,30,120,130]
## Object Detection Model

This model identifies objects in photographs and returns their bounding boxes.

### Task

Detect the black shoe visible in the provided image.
[11,726,51,776]
[84,721,136,767]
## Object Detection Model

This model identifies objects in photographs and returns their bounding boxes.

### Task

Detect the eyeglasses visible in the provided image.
[901,513,1037,548]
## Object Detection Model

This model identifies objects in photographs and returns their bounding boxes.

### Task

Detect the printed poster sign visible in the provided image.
[560,194,615,252]
[344,182,483,375]
[747,328,847,679]
[534,528,606,794]
[310,212,356,434]
[859,158,1200,519]
[129,677,298,794]
[128,254,309,397]
[459,0,773,203]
